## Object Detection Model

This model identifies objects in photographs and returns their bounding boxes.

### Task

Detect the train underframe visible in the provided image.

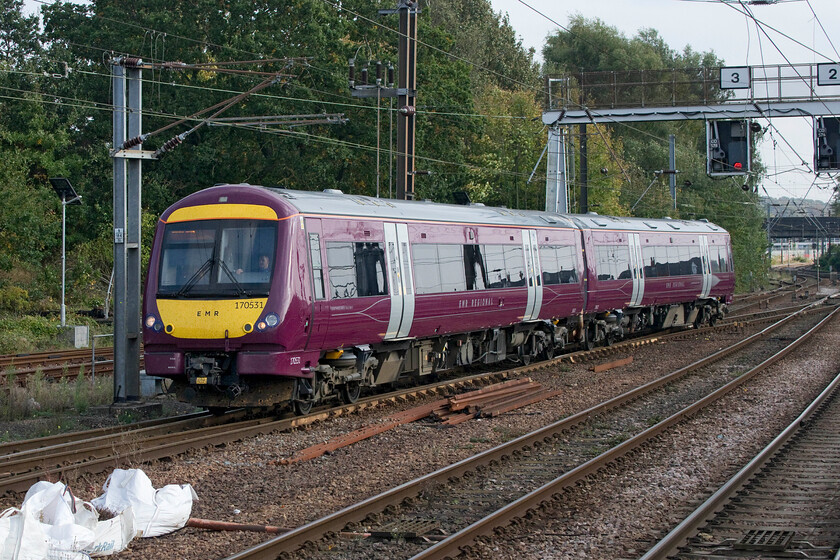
[170,297,726,413]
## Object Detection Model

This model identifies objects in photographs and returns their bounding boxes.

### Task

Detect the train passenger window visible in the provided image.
[666,245,680,276]
[355,243,388,297]
[642,246,657,278]
[438,244,467,292]
[557,246,579,283]
[652,246,668,277]
[719,246,730,272]
[677,246,692,276]
[482,245,508,288]
[327,243,358,298]
[413,244,442,294]
[595,245,630,281]
[504,246,526,287]
[709,246,721,273]
[614,245,631,279]
[309,234,325,300]
[326,242,388,299]
[464,245,487,290]
[540,246,561,285]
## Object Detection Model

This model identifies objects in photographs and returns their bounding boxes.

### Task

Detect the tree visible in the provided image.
[542,15,768,290]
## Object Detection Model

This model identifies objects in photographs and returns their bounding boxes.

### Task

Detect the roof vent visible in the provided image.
[663,216,672,220]
[588,211,599,215]
[323,189,343,194]
[699,218,709,223]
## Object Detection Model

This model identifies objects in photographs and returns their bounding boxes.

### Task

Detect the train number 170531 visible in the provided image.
[234,301,264,310]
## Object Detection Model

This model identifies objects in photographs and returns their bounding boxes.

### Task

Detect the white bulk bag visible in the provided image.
[91,469,197,538]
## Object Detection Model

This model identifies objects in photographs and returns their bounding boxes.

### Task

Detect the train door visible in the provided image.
[383,223,416,339]
[699,235,712,298]
[523,230,544,321]
[628,233,645,306]
[304,218,330,350]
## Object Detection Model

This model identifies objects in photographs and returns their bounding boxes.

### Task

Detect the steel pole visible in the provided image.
[112,61,127,402]
[61,196,66,327]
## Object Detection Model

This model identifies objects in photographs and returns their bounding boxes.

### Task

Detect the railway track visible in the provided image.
[0,346,128,382]
[220,302,838,560]
[0,301,819,498]
[0,371,519,495]
[642,368,840,559]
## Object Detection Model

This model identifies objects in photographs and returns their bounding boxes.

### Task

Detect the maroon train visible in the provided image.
[142,184,735,412]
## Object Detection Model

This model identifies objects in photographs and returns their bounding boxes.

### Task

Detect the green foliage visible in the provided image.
[819,245,840,272]
[542,16,768,292]
[0,284,28,313]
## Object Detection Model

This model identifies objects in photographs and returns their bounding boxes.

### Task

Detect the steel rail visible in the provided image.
[2,303,830,497]
[410,305,840,560]
[222,303,836,560]
[639,364,840,559]
[0,372,513,495]
[0,410,213,455]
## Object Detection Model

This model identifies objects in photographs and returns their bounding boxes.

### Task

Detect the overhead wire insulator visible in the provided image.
[119,134,148,150]
[348,58,355,88]
[360,66,368,86]
[122,57,143,68]
[153,133,186,158]
[387,63,394,87]
[376,61,382,85]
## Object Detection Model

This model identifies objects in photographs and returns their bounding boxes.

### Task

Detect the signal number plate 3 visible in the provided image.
[195,377,208,385]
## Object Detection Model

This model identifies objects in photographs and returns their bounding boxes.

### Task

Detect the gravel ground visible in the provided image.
[113,318,814,559]
[468,309,840,559]
[3,298,835,560]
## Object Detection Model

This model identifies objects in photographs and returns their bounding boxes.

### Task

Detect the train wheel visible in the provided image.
[340,381,361,404]
[539,338,555,360]
[293,399,313,416]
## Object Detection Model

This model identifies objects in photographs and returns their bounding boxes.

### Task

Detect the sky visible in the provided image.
[488,0,840,204]
[21,0,840,205]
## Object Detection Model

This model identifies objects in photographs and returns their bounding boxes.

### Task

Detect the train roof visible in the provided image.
[188,184,727,235]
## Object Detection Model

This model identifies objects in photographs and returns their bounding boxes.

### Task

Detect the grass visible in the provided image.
[1,369,113,422]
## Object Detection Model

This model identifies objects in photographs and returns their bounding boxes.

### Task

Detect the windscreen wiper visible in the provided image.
[218,259,251,297]
[175,257,214,297]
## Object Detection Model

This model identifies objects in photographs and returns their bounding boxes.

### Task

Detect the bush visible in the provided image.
[0,285,29,313]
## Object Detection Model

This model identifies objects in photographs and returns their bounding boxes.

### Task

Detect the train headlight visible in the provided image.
[255,313,279,332]
[145,315,163,332]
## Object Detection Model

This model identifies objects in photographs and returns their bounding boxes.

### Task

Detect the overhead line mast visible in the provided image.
[351,0,419,201]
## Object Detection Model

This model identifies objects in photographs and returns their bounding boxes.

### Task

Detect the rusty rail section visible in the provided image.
[222,304,838,560]
[641,370,840,560]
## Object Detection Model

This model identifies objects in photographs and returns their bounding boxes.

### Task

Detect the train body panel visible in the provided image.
[142,184,735,410]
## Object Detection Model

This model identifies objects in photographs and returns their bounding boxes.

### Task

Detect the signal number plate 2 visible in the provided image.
[195,377,208,385]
